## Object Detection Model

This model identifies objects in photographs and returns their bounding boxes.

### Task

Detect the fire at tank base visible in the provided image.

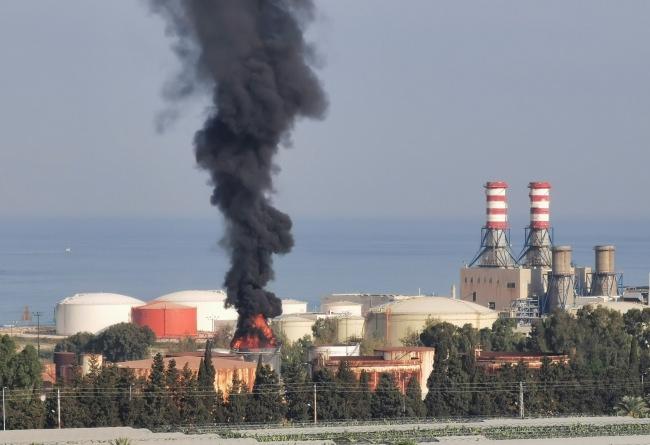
[230,346,282,372]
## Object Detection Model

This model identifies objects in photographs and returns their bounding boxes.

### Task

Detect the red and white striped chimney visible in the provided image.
[485,181,509,230]
[529,182,551,229]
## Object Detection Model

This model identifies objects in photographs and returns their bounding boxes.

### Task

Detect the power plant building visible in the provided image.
[365,297,498,347]
[55,293,145,336]
[131,301,197,338]
[153,290,237,332]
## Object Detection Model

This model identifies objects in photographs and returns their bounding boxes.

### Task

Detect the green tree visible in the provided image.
[371,372,403,418]
[356,370,372,420]
[196,341,217,424]
[178,362,199,424]
[89,323,156,362]
[225,373,248,423]
[311,318,338,345]
[404,376,426,417]
[336,360,358,419]
[246,363,285,423]
[139,353,167,427]
[616,395,649,418]
[165,359,182,425]
[312,368,339,420]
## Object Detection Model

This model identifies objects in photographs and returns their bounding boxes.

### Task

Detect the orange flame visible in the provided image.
[231,314,277,350]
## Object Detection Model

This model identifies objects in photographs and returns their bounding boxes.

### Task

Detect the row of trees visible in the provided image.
[3,305,650,429]
[54,322,156,362]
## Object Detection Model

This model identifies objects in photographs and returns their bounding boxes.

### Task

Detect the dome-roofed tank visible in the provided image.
[365,296,498,347]
[55,293,145,336]
[153,290,237,332]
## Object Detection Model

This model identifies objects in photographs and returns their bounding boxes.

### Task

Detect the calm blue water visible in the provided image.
[0,218,648,325]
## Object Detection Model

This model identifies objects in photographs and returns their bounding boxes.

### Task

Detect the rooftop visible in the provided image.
[58,293,145,306]
[115,355,256,371]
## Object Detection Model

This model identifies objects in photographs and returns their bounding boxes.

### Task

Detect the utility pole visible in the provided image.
[129,384,133,402]
[519,382,524,419]
[313,384,317,424]
[2,387,6,431]
[32,312,43,357]
[57,388,61,429]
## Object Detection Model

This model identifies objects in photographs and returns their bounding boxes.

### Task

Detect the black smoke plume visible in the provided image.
[150,0,327,343]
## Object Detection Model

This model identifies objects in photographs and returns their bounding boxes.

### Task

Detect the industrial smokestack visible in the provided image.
[519,182,552,268]
[546,245,575,311]
[591,245,618,297]
[150,0,328,349]
[469,181,517,268]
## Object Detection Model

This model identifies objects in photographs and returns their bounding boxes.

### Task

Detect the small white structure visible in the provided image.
[153,290,237,332]
[308,344,360,362]
[321,300,363,317]
[281,299,308,315]
[55,293,145,336]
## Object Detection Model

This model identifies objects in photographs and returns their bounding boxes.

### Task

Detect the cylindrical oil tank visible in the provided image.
[594,245,615,274]
[335,316,365,343]
[154,290,237,332]
[365,297,498,347]
[55,293,145,336]
[552,246,573,275]
[281,299,309,315]
[273,314,315,343]
[132,302,197,338]
[321,301,363,317]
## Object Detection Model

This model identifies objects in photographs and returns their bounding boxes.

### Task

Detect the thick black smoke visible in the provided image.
[150,1,327,339]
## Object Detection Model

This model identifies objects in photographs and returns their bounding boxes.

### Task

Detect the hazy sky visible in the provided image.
[1,1,649,222]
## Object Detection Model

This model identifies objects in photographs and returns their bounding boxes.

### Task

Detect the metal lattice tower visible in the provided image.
[469,181,517,268]
[519,182,553,268]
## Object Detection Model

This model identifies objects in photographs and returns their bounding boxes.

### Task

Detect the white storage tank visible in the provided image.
[335,316,365,342]
[153,290,237,332]
[273,314,316,343]
[281,299,308,315]
[365,296,499,347]
[321,300,363,317]
[55,293,145,336]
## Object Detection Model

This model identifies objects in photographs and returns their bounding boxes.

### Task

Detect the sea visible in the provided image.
[0,218,648,325]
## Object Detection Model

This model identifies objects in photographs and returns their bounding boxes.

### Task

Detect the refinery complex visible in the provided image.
[51,180,648,346]
[36,180,648,400]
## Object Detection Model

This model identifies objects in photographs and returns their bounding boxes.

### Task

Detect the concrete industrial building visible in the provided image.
[115,355,256,397]
[460,181,624,317]
[365,296,498,346]
[55,293,145,335]
[153,290,237,332]
[313,346,435,399]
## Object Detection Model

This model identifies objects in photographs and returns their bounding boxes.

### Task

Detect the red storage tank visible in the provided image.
[132,302,197,338]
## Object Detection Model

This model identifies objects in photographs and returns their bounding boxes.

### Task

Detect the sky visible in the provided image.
[1,1,649,223]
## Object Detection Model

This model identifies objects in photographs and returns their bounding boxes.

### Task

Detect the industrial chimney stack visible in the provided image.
[591,245,618,297]
[546,245,576,311]
[469,181,517,268]
[519,182,553,268]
